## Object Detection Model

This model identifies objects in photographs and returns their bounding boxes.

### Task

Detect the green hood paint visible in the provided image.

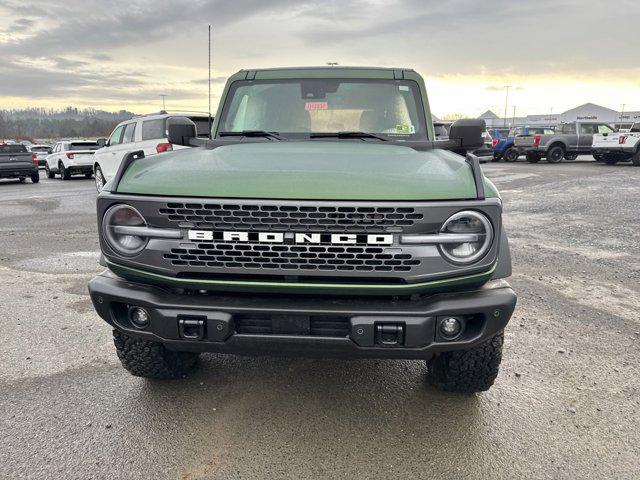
[116,142,497,201]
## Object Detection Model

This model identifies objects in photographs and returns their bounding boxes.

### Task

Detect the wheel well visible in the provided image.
[548,142,566,152]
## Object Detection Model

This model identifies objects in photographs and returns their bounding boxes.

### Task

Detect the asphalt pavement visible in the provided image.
[0,158,638,479]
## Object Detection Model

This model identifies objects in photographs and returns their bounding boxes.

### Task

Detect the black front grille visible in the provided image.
[235,314,350,337]
[158,202,423,233]
[164,242,421,273]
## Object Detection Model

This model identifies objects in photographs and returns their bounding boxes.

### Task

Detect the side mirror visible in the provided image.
[449,119,485,149]
[167,116,197,146]
[96,138,107,148]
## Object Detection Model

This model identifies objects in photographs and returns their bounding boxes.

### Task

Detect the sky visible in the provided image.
[0,0,639,118]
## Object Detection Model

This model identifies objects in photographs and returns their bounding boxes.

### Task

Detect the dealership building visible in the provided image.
[477,103,640,129]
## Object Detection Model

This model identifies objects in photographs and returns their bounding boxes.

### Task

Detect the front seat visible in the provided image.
[359,110,392,133]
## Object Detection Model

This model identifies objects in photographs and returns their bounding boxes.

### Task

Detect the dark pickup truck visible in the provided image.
[0,144,40,183]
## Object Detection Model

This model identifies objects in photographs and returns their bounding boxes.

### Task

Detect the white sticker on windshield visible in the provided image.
[399,86,409,91]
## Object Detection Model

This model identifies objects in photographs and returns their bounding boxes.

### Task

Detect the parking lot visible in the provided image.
[0,158,638,479]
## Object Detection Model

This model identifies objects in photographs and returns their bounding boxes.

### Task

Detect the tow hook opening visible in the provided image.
[375,323,405,347]
[178,317,206,340]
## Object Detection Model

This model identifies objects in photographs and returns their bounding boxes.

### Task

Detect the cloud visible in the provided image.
[0,0,638,112]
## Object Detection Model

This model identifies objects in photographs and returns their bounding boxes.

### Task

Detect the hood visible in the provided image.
[115,141,495,201]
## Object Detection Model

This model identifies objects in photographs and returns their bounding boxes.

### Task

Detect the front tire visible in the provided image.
[94,165,106,192]
[113,330,199,379]
[546,145,565,163]
[427,333,504,394]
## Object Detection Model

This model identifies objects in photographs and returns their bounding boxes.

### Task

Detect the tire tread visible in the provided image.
[113,330,199,379]
[427,333,504,394]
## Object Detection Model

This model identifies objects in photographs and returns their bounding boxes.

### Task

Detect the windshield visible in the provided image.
[217,78,427,140]
[0,144,27,153]
[31,146,52,153]
[70,142,99,151]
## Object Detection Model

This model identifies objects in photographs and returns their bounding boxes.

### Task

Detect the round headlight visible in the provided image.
[103,204,148,256]
[439,210,493,264]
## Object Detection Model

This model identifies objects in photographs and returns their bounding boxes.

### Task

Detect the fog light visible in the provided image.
[129,307,150,328]
[440,317,462,338]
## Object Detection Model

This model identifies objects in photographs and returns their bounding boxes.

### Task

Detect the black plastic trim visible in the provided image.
[111,150,145,192]
[88,271,516,360]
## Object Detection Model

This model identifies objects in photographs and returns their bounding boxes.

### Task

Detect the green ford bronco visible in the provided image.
[89,67,516,393]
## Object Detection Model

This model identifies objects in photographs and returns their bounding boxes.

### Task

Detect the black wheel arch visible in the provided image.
[491,227,512,280]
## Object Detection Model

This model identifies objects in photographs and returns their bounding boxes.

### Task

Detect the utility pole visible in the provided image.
[620,103,626,122]
[503,85,511,127]
[160,94,167,111]
[208,25,212,134]
[512,105,517,127]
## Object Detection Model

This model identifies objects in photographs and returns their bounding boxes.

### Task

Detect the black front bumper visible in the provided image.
[89,271,517,360]
[68,165,94,174]
[0,165,37,179]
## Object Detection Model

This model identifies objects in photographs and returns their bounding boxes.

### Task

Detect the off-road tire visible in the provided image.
[45,164,55,178]
[526,153,541,163]
[546,145,565,163]
[113,330,199,379]
[632,150,640,167]
[30,173,40,183]
[59,162,71,180]
[504,147,519,162]
[603,154,619,165]
[427,332,504,394]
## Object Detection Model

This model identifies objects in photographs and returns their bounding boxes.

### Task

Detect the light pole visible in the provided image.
[503,86,512,127]
[512,105,517,127]
[620,103,626,122]
[160,94,167,111]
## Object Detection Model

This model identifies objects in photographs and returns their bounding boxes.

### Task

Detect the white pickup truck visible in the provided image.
[592,122,640,166]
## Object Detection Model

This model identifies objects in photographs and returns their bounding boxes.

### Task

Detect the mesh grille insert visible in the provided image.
[164,242,421,273]
[158,203,423,232]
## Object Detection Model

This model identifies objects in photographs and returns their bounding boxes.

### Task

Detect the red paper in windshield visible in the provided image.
[305,101,328,111]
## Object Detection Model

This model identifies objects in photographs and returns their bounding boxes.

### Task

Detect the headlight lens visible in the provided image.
[439,210,493,264]
[103,204,147,256]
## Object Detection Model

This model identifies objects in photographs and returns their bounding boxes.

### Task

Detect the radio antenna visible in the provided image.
[208,25,212,136]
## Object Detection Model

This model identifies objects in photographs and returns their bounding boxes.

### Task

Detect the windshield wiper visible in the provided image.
[310,131,388,141]
[219,130,284,140]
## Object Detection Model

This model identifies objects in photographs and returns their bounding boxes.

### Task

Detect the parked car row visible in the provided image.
[0,111,212,186]
[488,121,640,166]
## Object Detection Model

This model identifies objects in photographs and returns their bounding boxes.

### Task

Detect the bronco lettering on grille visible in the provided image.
[188,230,393,245]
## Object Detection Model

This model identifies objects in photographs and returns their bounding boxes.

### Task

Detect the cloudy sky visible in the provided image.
[1,0,639,117]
